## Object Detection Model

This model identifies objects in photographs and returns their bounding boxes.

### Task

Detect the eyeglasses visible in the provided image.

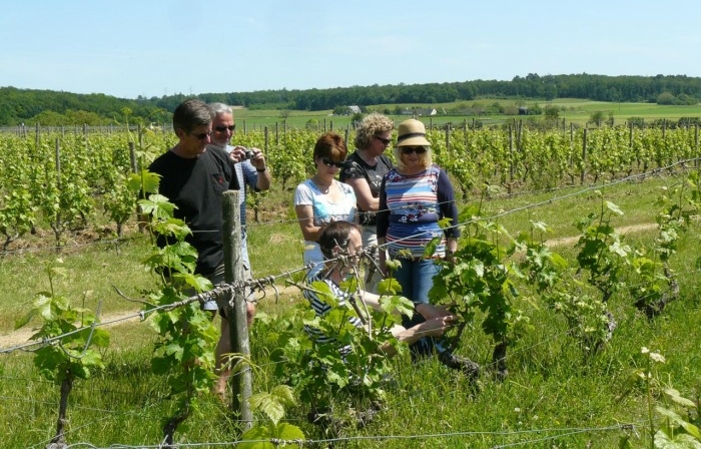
[189,130,213,140]
[374,136,391,145]
[321,157,345,168]
[214,124,236,133]
[400,146,427,155]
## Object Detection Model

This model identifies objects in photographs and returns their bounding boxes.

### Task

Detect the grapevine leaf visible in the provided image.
[270,385,297,407]
[249,392,285,425]
[422,237,440,258]
[664,388,696,408]
[605,201,624,216]
[90,329,110,347]
[377,277,402,295]
[239,425,275,448]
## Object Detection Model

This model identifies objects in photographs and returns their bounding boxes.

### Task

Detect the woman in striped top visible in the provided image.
[377,119,461,361]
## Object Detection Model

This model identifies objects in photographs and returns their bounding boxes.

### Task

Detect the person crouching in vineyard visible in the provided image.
[294,132,357,278]
[377,118,480,379]
[304,220,457,357]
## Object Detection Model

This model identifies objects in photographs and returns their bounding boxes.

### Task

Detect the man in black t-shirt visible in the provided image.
[148,99,254,399]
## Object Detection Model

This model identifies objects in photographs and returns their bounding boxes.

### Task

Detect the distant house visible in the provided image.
[348,105,362,114]
[416,108,437,116]
[518,106,529,115]
[400,107,438,116]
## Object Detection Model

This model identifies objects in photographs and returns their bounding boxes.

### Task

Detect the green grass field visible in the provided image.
[231,98,701,131]
[1,172,701,448]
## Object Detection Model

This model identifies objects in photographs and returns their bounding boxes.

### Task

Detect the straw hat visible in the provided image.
[395,119,431,147]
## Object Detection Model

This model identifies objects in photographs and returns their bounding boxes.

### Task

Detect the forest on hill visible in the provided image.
[1,73,700,126]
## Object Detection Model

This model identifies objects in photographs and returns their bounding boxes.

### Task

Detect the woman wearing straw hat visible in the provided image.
[377,118,479,379]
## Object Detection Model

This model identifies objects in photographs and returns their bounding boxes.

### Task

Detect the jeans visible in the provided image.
[393,257,441,359]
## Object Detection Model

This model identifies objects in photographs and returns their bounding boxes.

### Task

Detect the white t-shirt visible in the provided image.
[294,179,357,277]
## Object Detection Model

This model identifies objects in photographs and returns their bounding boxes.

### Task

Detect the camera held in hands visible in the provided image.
[243,148,255,160]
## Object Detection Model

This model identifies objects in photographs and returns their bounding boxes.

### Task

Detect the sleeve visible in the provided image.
[340,160,364,182]
[242,161,259,192]
[294,181,313,207]
[436,168,461,239]
[376,175,389,239]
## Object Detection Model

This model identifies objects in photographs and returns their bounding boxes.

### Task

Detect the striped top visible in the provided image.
[303,276,363,355]
[377,165,460,259]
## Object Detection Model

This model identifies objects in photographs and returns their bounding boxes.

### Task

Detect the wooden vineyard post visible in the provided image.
[264,126,269,155]
[129,142,137,173]
[509,124,514,183]
[694,123,699,167]
[581,128,588,184]
[222,191,253,429]
[445,125,450,155]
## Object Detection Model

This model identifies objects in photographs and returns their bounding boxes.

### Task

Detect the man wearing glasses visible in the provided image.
[207,102,272,398]
[147,99,254,398]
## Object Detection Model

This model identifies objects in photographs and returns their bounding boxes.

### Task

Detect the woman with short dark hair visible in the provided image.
[294,132,357,278]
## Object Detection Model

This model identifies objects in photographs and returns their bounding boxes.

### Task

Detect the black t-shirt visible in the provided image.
[148,146,240,275]
[340,151,393,226]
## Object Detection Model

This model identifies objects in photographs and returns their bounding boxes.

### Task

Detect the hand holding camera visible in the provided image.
[229,145,266,171]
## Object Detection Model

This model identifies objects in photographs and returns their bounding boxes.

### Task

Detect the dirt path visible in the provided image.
[1,224,657,350]
[0,284,301,350]
[0,310,143,351]
[544,222,657,247]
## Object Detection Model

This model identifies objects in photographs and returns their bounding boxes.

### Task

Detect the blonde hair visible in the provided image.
[354,113,394,149]
[393,145,432,171]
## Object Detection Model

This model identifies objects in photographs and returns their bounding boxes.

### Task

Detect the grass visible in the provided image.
[2,173,701,448]
[231,98,701,131]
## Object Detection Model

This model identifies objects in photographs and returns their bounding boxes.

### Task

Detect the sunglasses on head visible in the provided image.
[321,157,345,168]
[400,146,427,155]
[214,124,236,133]
[374,136,391,145]
[190,130,213,140]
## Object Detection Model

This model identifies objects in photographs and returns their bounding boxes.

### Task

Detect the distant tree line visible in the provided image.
[1,73,701,126]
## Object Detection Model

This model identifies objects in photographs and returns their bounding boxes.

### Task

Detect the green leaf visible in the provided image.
[165,342,184,361]
[665,388,697,408]
[377,278,402,295]
[681,421,701,442]
[422,237,440,258]
[239,425,274,448]
[605,200,624,216]
[250,392,285,426]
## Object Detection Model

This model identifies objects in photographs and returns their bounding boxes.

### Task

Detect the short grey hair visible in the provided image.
[210,102,233,116]
[172,99,214,133]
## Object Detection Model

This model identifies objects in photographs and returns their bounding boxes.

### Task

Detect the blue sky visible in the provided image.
[2,0,700,100]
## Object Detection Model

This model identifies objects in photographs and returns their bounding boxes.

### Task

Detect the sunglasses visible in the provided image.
[190,130,213,140]
[374,136,391,145]
[214,124,236,133]
[321,157,345,168]
[400,146,427,155]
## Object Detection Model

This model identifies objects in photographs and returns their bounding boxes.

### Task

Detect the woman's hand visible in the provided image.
[419,314,457,338]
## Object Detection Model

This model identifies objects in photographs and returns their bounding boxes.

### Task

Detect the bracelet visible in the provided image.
[256,167,267,173]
